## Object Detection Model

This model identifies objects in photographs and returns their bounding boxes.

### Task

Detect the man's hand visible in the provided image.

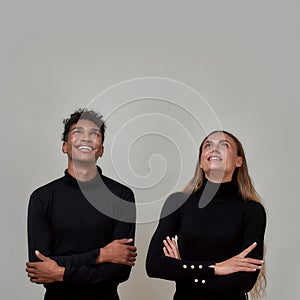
[214,242,264,275]
[97,238,137,266]
[26,250,65,283]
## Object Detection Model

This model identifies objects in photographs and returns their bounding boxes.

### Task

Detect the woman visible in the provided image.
[146,131,266,300]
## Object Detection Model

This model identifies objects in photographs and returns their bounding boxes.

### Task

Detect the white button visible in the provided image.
[201,279,206,284]
[199,265,203,269]
[191,265,195,269]
[183,264,187,269]
[194,279,198,283]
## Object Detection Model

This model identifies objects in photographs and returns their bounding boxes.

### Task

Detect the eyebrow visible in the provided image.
[71,126,100,132]
[204,139,232,145]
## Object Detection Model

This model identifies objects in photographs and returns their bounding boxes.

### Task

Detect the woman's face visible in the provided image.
[200,132,243,182]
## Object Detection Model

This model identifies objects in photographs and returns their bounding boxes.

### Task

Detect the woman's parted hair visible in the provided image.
[183,130,266,299]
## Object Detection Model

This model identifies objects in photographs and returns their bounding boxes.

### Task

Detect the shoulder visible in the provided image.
[30,177,64,201]
[243,200,267,223]
[100,173,134,201]
[244,200,265,212]
[161,192,189,216]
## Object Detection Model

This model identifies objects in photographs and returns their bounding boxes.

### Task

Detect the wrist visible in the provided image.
[97,248,106,264]
[57,266,65,281]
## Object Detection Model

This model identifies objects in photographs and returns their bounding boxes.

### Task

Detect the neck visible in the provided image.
[67,160,98,182]
[205,170,232,183]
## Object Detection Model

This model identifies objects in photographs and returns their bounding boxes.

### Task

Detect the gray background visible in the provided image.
[0,0,298,299]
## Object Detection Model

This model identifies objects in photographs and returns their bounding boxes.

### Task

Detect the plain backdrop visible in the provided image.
[0,1,299,299]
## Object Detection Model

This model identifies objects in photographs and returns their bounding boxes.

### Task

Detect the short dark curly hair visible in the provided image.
[62,109,106,142]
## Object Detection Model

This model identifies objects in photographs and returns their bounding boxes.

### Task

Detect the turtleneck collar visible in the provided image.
[62,166,103,190]
[196,178,241,202]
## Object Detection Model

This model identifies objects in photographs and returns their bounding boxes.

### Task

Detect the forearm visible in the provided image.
[50,249,100,266]
[64,263,132,285]
[146,252,215,281]
[192,270,260,293]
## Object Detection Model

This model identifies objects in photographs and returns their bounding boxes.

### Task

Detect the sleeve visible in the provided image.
[191,201,267,293]
[146,193,215,281]
[27,192,99,266]
[63,189,136,284]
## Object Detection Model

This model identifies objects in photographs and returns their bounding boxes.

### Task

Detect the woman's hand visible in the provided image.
[163,236,181,259]
[214,242,264,275]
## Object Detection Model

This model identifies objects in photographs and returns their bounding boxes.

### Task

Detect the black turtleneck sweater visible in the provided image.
[27,167,136,300]
[146,180,266,300]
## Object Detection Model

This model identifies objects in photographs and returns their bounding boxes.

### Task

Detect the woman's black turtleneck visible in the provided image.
[146,179,266,300]
[27,167,135,299]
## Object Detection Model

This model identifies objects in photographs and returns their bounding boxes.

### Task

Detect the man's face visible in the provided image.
[62,119,104,164]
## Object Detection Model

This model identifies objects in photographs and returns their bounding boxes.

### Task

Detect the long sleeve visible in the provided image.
[193,201,267,293]
[146,189,267,295]
[27,193,99,266]
[27,173,136,286]
[146,193,215,281]
[63,189,136,284]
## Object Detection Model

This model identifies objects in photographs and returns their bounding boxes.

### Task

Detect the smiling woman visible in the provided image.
[146,130,266,300]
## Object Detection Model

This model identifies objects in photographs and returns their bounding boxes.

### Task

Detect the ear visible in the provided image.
[99,145,104,157]
[96,145,104,158]
[199,156,203,169]
[236,157,243,168]
[62,142,68,154]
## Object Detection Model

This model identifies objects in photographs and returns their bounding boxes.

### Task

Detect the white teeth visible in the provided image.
[209,157,221,161]
[79,146,92,151]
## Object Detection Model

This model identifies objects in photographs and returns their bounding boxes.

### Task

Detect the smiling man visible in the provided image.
[26,109,137,300]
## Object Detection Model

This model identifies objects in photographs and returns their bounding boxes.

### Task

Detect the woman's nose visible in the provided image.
[211,146,220,153]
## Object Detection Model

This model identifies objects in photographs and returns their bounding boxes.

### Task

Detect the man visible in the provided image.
[26,109,137,300]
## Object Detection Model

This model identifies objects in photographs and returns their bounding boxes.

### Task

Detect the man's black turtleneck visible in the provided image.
[27,166,135,300]
[146,179,266,300]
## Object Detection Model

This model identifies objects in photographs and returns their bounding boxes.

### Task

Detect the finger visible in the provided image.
[163,247,170,257]
[124,260,135,266]
[128,246,137,252]
[117,238,134,244]
[163,239,174,255]
[129,251,138,257]
[233,260,263,271]
[240,260,263,269]
[244,257,264,265]
[30,277,47,283]
[238,242,257,258]
[167,237,178,252]
[26,262,37,268]
[128,256,137,262]
[26,266,35,273]
[238,266,259,272]
[35,250,47,262]
[167,237,180,258]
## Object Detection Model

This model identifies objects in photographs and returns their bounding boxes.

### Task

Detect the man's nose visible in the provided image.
[80,131,92,142]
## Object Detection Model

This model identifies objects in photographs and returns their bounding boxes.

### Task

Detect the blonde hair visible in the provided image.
[183,130,266,299]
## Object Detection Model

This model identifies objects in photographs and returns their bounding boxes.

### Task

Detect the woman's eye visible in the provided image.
[221,143,229,148]
[204,143,211,149]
